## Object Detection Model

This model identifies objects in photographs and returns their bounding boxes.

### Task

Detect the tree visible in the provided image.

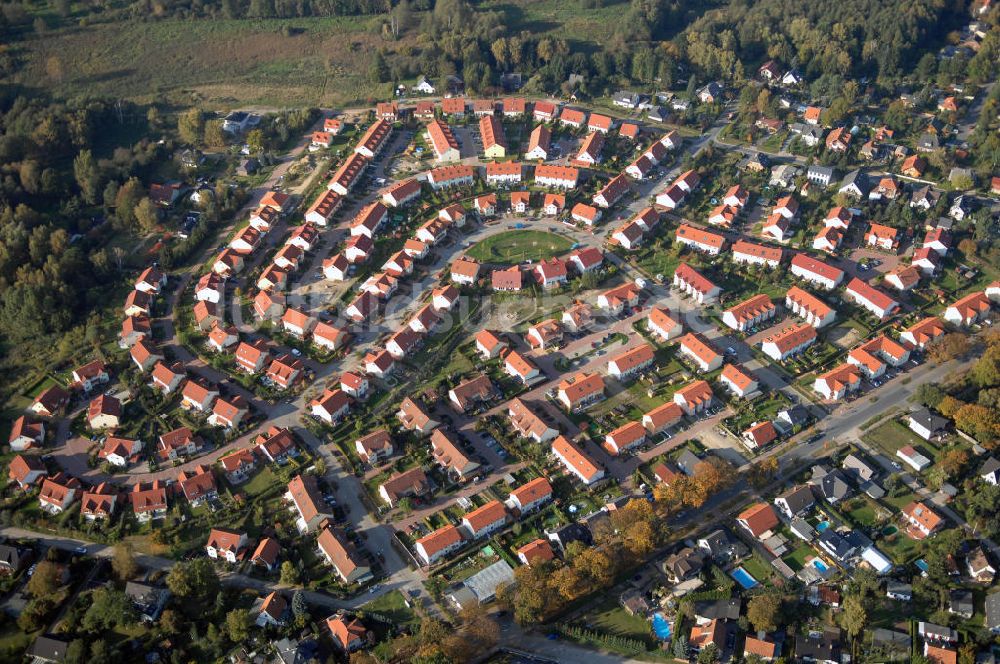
[159,609,181,634]
[927,334,971,363]
[840,594,867,641]
[203,120,226,148]
[280,560,300,585]
[27,560,61,597]
[65,639,88,664]
[73,149,99,204]
[937,395,965,418]
[166,558,219,602]
[938,448,969,479]
[955,404,1000,444]
[112,542,138,581]
[697,643,720,664]
[972,345,1000,388]
[747,593,781,632]
[178,109,205,145]
[673,634,689,658]
[226,608,252,643]
[370,51,391,83]
[133,197,159,233]
[913,383,945,408]
[246,129,266,154]
[291,590,308,624]
[82,588,136,632]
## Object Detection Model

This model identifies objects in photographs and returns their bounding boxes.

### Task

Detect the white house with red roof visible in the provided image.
[843,278,899,320]
[790,254,844,290]
[673,263,720,304]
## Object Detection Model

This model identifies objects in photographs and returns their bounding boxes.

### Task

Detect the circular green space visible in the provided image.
[465,230,573,263]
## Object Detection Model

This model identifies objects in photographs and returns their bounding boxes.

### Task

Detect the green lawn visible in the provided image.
[783,541,819,572]
[862,419,933,460]
[363,590,419,630]
[844,496,883,528]
[465,230,574,263]
[578,597,655,644]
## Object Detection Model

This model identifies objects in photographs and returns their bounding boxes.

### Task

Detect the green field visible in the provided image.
[465,230,574,263]
[12,0,634,107]
[17,15,392,107]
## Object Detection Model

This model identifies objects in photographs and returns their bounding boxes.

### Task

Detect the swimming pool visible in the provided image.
[810,558,830,573]
[816,520,831,533]
[652,612,671,640]
[731,566,760,589]
[916,559,930,573]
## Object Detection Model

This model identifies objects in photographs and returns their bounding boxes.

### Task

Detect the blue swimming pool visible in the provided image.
[652,612,671,640]
[816,520,831,533]
[731,566,760,589]
[916,559,930,573]
[810,558,830,573]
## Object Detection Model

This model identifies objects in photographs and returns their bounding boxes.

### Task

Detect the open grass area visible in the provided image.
[465,230,574,264]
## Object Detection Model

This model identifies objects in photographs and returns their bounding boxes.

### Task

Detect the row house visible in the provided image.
[675,224,725,255]
[306,189,342,226]
[673,263,720,304]
[760,322,817,362]
[350,202,388,239]
[428,164,475,190]
[900,316,946,349]
[647,307,682,342]
[790,254,844,290]
[508,398,558,443]
[643,402,684,435]
[677,333,723,372]
[944,291,991,326]
[485,161,522,186]
[551,435,604,485]
[354,118,392,158]
[844,278,899,320]
[604,421,646,456]
[722,294,775,332]
[673,380,714,416]
[732,240,782,268]
[460,500,508,539]
[593,174,630,208]
[525,124,551,160]
[430,428,480,481]
[328,152,368,195]
[556,372,605,412]
[381,178,421,208]
[480,115,507,158]
[535,164,579,189]
[506,477,553,514]
[719,364,758,398]
[607,343,655,380]
[426,120,461,162]
[415,524,463,566]
[786,285,836,328]
[813,363,862,401]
